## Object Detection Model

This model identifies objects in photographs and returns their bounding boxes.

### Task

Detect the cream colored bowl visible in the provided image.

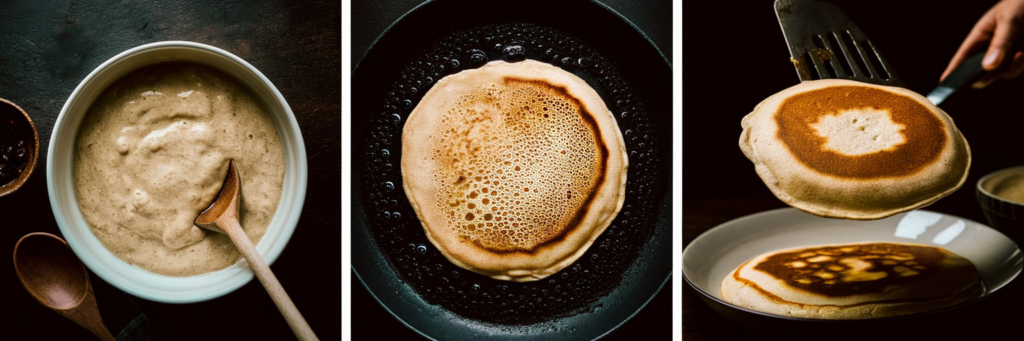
[47,41,307,303]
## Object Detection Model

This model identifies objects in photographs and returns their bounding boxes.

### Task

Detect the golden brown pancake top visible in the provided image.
[751,243,945,297]
[430,76,608,253]
[775,86,946,179]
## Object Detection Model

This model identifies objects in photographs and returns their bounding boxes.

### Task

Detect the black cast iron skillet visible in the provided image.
[351,0,672,339]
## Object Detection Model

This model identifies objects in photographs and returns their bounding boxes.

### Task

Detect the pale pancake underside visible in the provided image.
[402,60,628,282]
[721,242,984,319]
[739,79,971,220]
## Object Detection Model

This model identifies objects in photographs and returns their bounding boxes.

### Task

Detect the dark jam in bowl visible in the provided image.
[0,103,32,186]
[359,23,665,325]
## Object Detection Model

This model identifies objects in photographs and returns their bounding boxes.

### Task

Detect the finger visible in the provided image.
[1000,51,1024,79]
[972,72,999,88]
[943,30,992,80]
[983,11,1023,71]
[943,12,997,80]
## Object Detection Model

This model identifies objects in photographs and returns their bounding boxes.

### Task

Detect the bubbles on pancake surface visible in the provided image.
[430,79,602,252]
[359,22,664,324]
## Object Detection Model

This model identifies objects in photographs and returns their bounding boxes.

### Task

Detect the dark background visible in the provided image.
[684,0,1024,340]
[351,0,673,339]
[0,1,339,340]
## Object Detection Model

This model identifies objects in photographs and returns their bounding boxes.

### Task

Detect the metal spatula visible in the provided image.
[774,0,984,105]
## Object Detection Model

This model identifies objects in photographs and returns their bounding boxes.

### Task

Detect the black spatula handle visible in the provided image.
[928,51,986,105]
[942,51,987,89]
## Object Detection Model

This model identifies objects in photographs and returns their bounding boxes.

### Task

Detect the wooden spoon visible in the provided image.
[195,160,318,340]
[13,232,115,341]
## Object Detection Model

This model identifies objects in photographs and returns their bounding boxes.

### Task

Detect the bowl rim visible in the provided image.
[682,207,1023,322]
[0,98,40,197]
[977,165,1024,205]
[46,40,308,303]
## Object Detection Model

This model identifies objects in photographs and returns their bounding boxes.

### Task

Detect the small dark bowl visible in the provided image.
[0,98,39,197]
[977,166,1024,245]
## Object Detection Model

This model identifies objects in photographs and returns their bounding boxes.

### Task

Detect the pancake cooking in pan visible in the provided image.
[739,79,971,220]
[402,60,628,282]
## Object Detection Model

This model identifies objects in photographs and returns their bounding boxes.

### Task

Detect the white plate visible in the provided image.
[683,208,1023,318]
[47,41,308,303]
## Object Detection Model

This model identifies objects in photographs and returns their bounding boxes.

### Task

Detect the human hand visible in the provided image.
[942,0,1024,88]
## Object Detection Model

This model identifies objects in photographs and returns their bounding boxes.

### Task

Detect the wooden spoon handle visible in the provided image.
[219,217,319,341]
[62,289,116,341]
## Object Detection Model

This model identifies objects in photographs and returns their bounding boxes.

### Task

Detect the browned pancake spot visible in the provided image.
[753,243,945,297]
[775,86,946,179]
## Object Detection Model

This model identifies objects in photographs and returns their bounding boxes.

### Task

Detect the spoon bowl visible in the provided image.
[14,232,114,340]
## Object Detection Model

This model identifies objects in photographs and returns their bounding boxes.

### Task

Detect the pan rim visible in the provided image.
[353,267,672,340]
[353,0,672,74]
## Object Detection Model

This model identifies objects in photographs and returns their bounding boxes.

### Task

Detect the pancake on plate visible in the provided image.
[401,60,628,282]
[721,242,984,319]
[739,79,970,220]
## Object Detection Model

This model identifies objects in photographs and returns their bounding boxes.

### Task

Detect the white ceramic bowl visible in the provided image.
[47,41,308,303]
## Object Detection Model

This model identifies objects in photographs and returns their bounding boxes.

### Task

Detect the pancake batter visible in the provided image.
[988,171,1024,204]
[74,62,285,276]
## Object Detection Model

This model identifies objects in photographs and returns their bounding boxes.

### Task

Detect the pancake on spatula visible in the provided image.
[721,242,984,319]
[739,79,970,220]
[401,60,628,282]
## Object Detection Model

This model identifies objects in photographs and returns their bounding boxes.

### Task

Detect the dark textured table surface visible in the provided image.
[351,0,672,339]
[1,1,339,340]
[685,0,1024,340]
